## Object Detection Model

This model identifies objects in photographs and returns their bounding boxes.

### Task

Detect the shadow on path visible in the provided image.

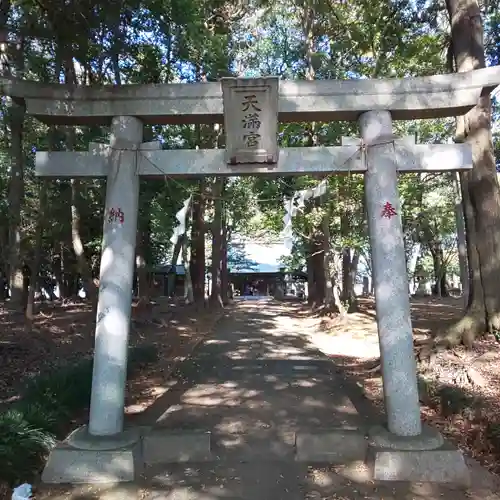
[135,300,364,435]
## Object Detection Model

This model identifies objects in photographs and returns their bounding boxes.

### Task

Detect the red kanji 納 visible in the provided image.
[108,207,124,224]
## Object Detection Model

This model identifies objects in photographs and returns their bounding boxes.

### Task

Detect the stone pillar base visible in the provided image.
[368,425,470,487]
[42,425,141,484]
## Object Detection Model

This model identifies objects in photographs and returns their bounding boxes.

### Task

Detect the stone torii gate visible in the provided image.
[27,67,500,483]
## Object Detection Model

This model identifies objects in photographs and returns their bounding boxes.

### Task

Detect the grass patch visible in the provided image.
[0,344,158,487]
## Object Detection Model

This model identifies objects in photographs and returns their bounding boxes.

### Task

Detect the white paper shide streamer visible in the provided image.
[170,196,192,245]
[281,179,328,251]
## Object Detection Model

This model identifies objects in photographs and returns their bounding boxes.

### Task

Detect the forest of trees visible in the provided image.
[0,0,499,345]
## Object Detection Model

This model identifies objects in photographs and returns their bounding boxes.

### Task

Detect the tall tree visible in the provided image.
[5,37,26,309]
[445,0,500,345]
[210,177,224,306]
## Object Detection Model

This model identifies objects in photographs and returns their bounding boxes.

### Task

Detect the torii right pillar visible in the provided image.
[359,110,470,485]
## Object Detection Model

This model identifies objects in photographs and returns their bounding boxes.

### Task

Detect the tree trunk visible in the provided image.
[454,172,469,306]
[182,236,194,304]
[26,119,57,323]
[302,6,328,308]
[6,39,25,309]
[6,99,25,308]
[62,57,97,308]
[311,233,325,307]
[26,180,48,328]
[348,251,360,309]
[331,251,346,315]
[440,270,448,297]
[190,182,206,303]
[322,211,334,309]
[53,244,64,299]
[306,245,316,305]
[0,216,7,300]
[431,246,442,296]
[445,0,500,345]
[341,249,359,312]
[221,208,229,304]
[136,187,153,300]
[210,178,224,307]
[70,178,98,307]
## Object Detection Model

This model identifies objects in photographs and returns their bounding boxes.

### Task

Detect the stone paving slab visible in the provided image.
[143,430,212,464]
[295,429,368,463]
[211,429,296,460]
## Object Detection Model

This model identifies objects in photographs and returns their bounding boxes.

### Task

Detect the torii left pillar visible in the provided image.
[89,115,142,436]
[42,116,147,483]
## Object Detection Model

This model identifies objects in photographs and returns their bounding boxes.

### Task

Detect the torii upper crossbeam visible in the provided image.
[3,65,500,125]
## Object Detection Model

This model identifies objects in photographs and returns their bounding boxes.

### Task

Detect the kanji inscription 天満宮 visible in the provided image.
[241,94,262,149]
[221,77,279,165]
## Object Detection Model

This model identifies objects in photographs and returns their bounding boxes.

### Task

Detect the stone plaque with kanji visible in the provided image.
[221,77,279,165]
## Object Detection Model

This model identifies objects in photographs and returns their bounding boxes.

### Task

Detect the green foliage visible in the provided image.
[23,359,94,415]
[3,0,491,292]
[228,0,461,278]
[0,345,158,486]
[227,245,259,271]
[0,410,56,486]
[15,403,61,435]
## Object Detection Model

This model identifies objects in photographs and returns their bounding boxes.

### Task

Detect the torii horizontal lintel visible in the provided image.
[341,136,472,173]
[35,143,472,178]
[35,146,365,178]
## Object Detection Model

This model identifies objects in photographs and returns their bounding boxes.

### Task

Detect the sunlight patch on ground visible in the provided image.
[215,418,273,434]
[205,339,230,345]
[291,379,316,388]
[264,346,312,357]
[180,384,262,407]
[306,329,380,360]
[126,386,169,414]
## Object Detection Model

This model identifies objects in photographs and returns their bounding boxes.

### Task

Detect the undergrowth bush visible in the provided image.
[23,359,93,416]
[486,421,500,453]
[0,344,158,487]
[0,410,56,486]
